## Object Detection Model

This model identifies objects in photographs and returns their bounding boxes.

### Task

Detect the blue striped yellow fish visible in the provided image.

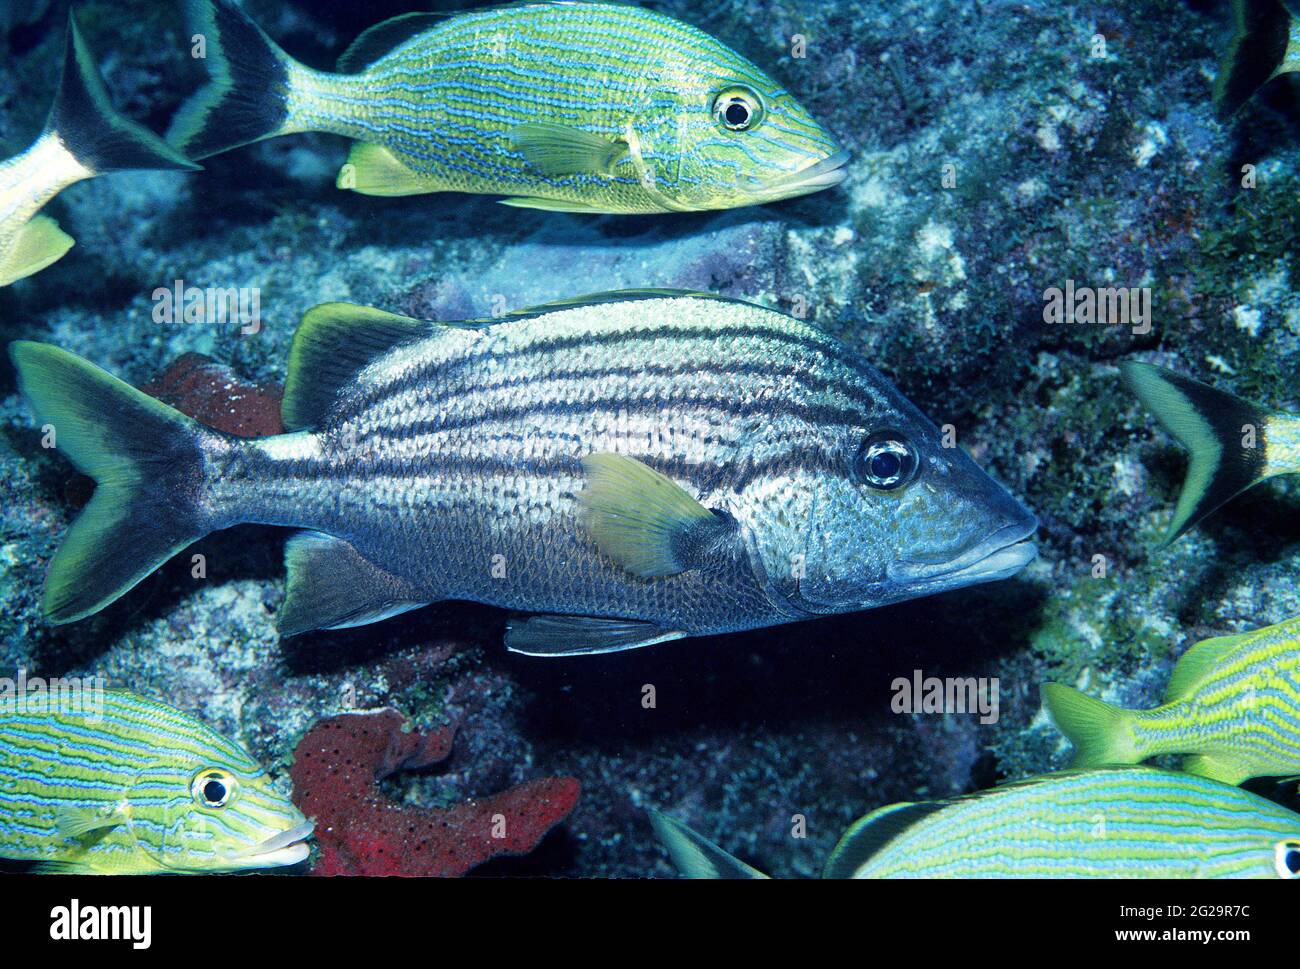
[651,768,1300,879]
[0,688,311,874]
[1042,614,1300,785]
[0,14,197,286]
[9,291,1036,656]
[167,0,847,213]
[1121,360,1300,544]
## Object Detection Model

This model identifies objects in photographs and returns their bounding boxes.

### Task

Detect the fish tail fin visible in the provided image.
[1040,684,1139,768]
[1215,0,1297,118]
[47,13,199,174]
[1120,361,1272,545]
[9,342,219,624]
[647,808,769,879]
[166,0,298,159]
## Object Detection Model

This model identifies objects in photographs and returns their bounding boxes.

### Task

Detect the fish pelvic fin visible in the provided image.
[647,808,769,879]
[0,215,75,287]
[166,0,296,160]
[9,342,216,624]
[1041,683,1140,768]
[505,615,684,657]
[1121,361,1273,545]
[1215,0,1297,119]
[48,13,199,174]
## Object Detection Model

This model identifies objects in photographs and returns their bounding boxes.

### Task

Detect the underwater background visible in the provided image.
[2,0,1299,877]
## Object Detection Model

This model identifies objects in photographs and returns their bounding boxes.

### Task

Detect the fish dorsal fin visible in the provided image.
[282,303,439,431]
[337,13,448,73]
[647,808,769,879]
[1163,631,1247,702]
[822,801,946,879]
[496,289,772,322]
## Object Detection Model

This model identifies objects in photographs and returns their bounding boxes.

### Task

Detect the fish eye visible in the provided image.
[855,431,918,491]
[191,769,236,810]
[712,86,764,131]
[1276,841,1300,879]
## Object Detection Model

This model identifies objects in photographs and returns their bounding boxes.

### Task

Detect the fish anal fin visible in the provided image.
[505,615,683,656]
[337,142,436,197]
[283,302,439,430]
[1183,752,1251,786]
[0,215,75,287]
[279,531,428,637]
[822,801,946,879]
[498,196,608,213]
[579,453,737,577]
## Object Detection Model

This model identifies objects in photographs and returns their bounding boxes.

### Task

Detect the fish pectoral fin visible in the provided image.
[0,215,75,287]
[1182,752,1250,786]
[282,302,441,430]
[821,801,946,879]
[55,804,126,840]
[648,808,769,879]
[510,122,628,178]
[505,615,684,656]
[579,452,736,577]
[279,532,429,637]
[498,196,608,213]
[338,142,434,196]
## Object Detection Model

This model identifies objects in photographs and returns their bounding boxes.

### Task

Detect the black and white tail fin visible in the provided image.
[1214,0,1298,118]
[166,0,297,159]
[9,342,217,624]
[1121,361,1273,545]
[49,14,199,174]
[647,809,769,879]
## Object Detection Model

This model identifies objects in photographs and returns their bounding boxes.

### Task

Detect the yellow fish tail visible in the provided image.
[1041,684,1140,768]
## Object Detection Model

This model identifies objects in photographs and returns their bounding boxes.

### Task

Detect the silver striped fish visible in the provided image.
[0,688,311,874]
[651,768,1300,879]
[10,291,1037,656]
[167,0,847,213]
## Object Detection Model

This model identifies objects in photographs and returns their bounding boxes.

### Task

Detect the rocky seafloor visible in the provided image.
[2,0,1299,877]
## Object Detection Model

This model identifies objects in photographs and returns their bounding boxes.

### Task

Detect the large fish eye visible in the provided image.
[712,86,764,131]
[191,769,237,810]
[855,431,918,491]
[1276,841,1300,879]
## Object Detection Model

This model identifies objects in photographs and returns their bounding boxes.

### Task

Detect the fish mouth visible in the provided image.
[891,521,1039,591]
[226,820,315,868]
[750,149,851,202]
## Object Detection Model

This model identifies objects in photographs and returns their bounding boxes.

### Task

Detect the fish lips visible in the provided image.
[749,149,851,202]
[224,819,315,869]
[890,520,1039,592]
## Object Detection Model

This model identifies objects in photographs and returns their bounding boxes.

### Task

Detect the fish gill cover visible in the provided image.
[0,0,1297,884]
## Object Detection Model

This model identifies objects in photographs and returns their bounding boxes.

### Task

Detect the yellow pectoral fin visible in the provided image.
[337,142,435,197]
[0,215,75,286]
[55,803,126,840]
[510,122,626,177]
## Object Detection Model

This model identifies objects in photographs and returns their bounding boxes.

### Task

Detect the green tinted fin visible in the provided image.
[55,805,125,839]
[336,13,445,72]
[498,196,608,213]
[1163,631,1244,701]
[279,532,428,637]
[647,808,769,879]
[1183,752,1250,786]
[1215,0,1296,118]
[504,615,684,656]
[337,142,435,196]
[1121,361,1271,545]
[822,801,947,879]
[49,13,199,174]
[166,0,294,159]
[282,303,438,430]
[1040,683,1139,768]
[8,342,210,623]
[510,122,627,177]
[579,453,736,576]
[0,216,75,287]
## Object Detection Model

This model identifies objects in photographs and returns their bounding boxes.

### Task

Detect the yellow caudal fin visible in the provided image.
[1215,0,1299,118]
[1121,361,1274,545]
[0,216,74,287]
[336,142,434,197]
[1040,683,1139,768]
